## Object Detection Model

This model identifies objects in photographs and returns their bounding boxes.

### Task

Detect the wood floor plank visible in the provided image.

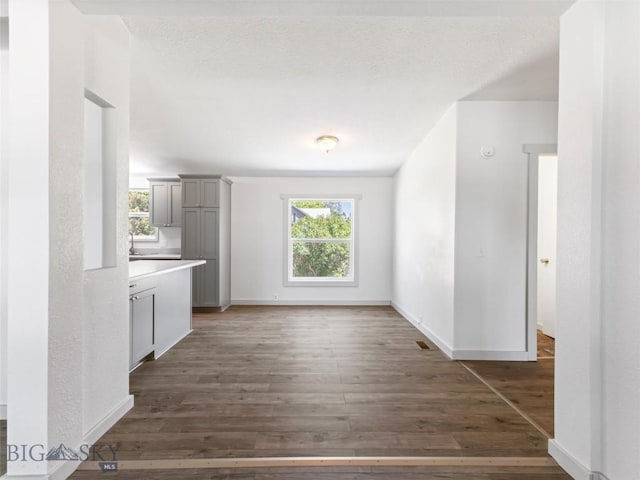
[68,306,567,480]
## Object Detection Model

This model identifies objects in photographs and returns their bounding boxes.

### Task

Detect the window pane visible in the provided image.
[290,200,352,239]
[129,190,150,213]
[292,241,351,278]
[129,216,155,238]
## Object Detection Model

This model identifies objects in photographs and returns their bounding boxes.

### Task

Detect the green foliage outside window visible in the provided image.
[128,190,156,238]
[129,190,150,213]
[290,200,352,279]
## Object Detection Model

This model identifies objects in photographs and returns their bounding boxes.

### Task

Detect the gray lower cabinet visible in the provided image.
[179,174,231,309]
[130,287,155,370]
[192,259,219,307]
[129,268,193,371]
[154,268,192,356]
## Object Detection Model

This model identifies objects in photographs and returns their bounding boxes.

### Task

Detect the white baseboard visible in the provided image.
[548,439,604,480]
[391,302,454,359]
[232,299,391,306]
[452,350,530,361]
[391,302,529,361]
[47,395,134,480]
[0,403,6,420]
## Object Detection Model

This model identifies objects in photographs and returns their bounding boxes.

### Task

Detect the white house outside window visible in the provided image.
[284,196,359,286]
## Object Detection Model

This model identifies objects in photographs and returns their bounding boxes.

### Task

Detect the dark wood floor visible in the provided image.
[462,331,555,437]
[70,306,567,479]
[537,331,555,358]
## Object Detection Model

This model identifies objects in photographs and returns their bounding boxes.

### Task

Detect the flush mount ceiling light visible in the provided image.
[316,135,340,153]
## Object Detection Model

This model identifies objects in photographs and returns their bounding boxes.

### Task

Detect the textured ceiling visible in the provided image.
[125,16,560,176]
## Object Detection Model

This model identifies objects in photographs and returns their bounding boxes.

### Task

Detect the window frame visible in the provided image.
[128,188,159,242]
[282,194,361,287]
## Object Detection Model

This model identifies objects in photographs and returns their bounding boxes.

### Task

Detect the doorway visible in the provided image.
[524,144,558,360]
[537,154,558,340]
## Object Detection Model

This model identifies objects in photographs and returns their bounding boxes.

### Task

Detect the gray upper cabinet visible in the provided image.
[181,179,201,208]
[179,175,231,310]
[148,178,182,227]
[169,183,182,227]
[181,177,219,208]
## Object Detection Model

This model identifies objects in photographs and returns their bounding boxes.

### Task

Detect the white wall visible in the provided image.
[231,177,393,304]
[6,1,132,477]
[550,1,604,477]
[454,101,558,354]
[392,101,557,359]
[6,0,51,474]
[0,6,8,419]
[81,14,132,439]
[551,2,640,479]
[392,104,457,352]
[600,3,640,477]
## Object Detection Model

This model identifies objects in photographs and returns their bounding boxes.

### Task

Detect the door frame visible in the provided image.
[524,144,557,361]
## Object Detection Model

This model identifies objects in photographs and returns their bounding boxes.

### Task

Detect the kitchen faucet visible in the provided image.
[129,232,135,255]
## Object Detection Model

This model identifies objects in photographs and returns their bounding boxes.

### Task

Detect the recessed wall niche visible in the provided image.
[83,90,117,270]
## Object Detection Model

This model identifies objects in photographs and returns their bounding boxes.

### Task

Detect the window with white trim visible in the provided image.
[285,197,357,285]
[128,189,158,241]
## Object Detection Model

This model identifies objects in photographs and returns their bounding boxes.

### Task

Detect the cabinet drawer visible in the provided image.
[130,287,155,369]
[129,277,157,296]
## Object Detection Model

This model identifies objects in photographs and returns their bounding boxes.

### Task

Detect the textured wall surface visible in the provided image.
[554,1,605,473]
[0,6,9,417]
[7,2,131,477]
[81,14,131,436]
[48,0,85,451]
[600,5,640,478]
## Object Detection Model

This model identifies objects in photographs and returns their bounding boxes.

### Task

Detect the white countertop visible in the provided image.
[129,253,182,260]
[129,259,206,281]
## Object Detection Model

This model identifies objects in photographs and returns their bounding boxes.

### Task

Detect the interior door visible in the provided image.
[537,154,558,338]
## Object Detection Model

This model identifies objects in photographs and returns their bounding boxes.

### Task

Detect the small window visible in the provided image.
[129,189,158,241]
[284,197,358,286]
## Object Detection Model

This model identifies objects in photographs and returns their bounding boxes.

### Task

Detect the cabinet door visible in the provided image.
[169,183,182,227]
[181,179,201,207]
[181,208,201,259]
[201,208,219,260]
[201,179,219,207]
[130,289,155,368]
[149,182,169,227]
[200,258,219,306]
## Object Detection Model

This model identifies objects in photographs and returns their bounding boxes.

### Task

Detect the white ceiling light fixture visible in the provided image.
[316,135,340,154]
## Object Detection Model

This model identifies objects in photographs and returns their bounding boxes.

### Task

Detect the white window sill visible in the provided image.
[284,279,358,287]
